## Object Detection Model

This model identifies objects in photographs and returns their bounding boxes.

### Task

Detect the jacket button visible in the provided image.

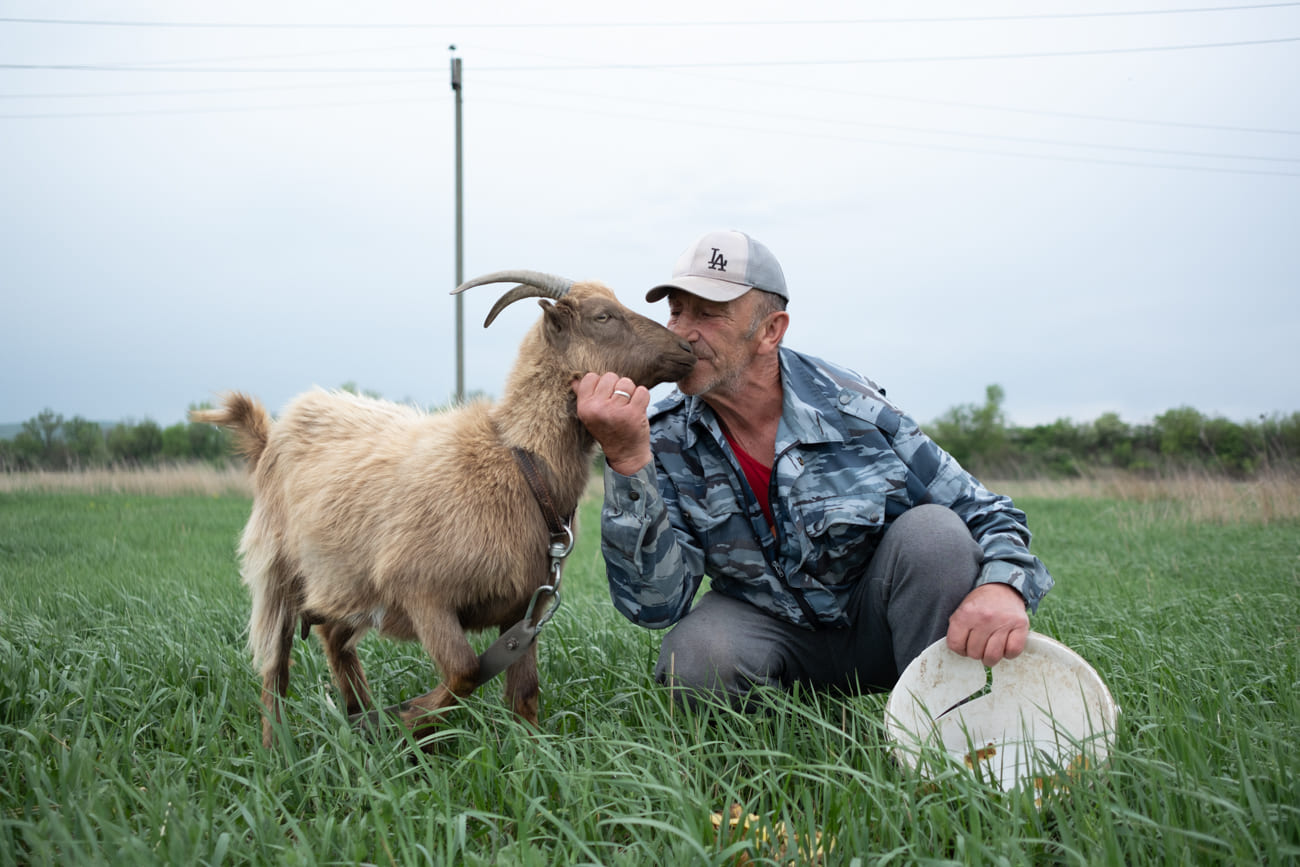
[838,392,852,405]
[628,491,640,501]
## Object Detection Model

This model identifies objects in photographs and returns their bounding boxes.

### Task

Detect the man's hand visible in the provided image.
[946,583,1029,666]
[571,372,654,476]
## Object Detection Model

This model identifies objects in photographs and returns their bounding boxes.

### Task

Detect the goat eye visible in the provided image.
[594,313,611,323]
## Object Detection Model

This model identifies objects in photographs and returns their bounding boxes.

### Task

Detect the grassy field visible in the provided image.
[1,471,1298,865]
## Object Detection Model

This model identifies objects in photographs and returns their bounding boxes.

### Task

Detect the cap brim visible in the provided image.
[646,275,753,303]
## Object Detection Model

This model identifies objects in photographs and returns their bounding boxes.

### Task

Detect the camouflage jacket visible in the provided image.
[599,347,1053,630]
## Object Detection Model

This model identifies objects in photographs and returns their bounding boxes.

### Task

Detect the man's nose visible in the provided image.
[669,316,700,341]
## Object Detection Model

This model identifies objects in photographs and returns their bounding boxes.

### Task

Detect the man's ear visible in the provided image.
[541,299,574,349]
[759,311,790,353]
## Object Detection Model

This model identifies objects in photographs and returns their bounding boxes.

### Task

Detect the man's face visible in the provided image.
[664,290,761,398]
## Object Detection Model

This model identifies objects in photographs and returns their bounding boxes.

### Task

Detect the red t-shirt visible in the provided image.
[721,427,775,529]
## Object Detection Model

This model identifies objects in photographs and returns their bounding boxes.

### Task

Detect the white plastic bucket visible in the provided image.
[885,632,1118,792]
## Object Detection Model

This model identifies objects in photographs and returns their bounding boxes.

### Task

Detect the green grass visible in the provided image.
[1,489,1298,865]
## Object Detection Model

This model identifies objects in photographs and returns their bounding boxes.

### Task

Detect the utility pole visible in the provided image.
[451,46,465,403]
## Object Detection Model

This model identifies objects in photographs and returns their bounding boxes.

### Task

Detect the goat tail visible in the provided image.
[190,392,271,469]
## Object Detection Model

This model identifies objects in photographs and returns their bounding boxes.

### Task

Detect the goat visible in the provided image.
[193,272,695,747]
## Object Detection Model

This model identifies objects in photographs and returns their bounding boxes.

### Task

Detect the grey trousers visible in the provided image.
[653,504,983,704]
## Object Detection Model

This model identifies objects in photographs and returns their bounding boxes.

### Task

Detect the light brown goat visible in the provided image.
[193,273,695,747]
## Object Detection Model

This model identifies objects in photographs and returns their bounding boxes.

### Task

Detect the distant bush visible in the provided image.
[0,405,232,471]
[925,386,1300,480]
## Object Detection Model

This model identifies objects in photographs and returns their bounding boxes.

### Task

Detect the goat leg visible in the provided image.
[345,605,483,744]
[393,607,480,742]
[258,618,296,749]
[352,631,542,734]
[317,621,374,716]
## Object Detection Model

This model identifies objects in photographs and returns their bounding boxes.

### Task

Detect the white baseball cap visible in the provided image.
[646,230,788,303]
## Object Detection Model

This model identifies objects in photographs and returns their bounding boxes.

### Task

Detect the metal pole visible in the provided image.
[451,49,464,403]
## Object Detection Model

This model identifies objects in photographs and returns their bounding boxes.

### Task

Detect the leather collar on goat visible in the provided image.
[510,447,572,538]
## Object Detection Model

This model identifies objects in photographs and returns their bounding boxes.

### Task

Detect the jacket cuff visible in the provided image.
[602,461,657,518]
[976,561,1038,611]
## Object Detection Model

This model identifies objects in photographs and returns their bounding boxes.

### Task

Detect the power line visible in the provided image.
[470,80,1300,157]
[658,66,1300,136]
[471,95,1300,178]
[795,82,1300,137]
[0,76,438,100]
[3,4,1299,28]
[0,95,433,120]
[4,74,1297,141]
[4,34,1297,74]
[474,35,1300,67]
[3,81,1295,178]
[2,59,1296,139]
[2,38,436,75]
[5,59,1298,154]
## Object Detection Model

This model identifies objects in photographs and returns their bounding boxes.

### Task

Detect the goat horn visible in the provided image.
[451,270,575,328]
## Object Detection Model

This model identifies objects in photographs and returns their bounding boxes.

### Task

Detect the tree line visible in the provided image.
[0,384,383,472]
[3,385,1298,478]
[0,406,233,471]
[930,385,1300,478]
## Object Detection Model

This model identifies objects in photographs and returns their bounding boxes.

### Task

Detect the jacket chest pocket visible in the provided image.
[678,483,774,580]
[679,482,745,537]
[794,493,886,585]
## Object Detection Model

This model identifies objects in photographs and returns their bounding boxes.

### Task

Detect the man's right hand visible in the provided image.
[945,582,1029,667]
[571,372,654,476]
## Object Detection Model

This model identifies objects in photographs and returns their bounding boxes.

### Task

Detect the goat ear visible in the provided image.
[539,299,573,349]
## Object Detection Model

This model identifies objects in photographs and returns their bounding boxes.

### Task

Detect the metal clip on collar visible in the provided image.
[528,520,573,630]
[473,520,574,686]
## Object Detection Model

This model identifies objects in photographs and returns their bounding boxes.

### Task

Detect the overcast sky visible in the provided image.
[3,1,1297,432]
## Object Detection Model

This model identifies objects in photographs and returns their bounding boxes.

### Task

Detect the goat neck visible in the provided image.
[490,326,593,512]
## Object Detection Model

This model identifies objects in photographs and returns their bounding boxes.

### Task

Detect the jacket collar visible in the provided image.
[776,347,852,447]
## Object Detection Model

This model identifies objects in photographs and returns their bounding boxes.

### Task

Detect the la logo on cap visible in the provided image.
[645,230,789,303]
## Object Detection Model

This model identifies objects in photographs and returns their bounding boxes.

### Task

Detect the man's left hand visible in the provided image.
[946,583,1029,666]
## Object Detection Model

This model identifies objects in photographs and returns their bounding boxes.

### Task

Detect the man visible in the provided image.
[573,230,1052,705]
